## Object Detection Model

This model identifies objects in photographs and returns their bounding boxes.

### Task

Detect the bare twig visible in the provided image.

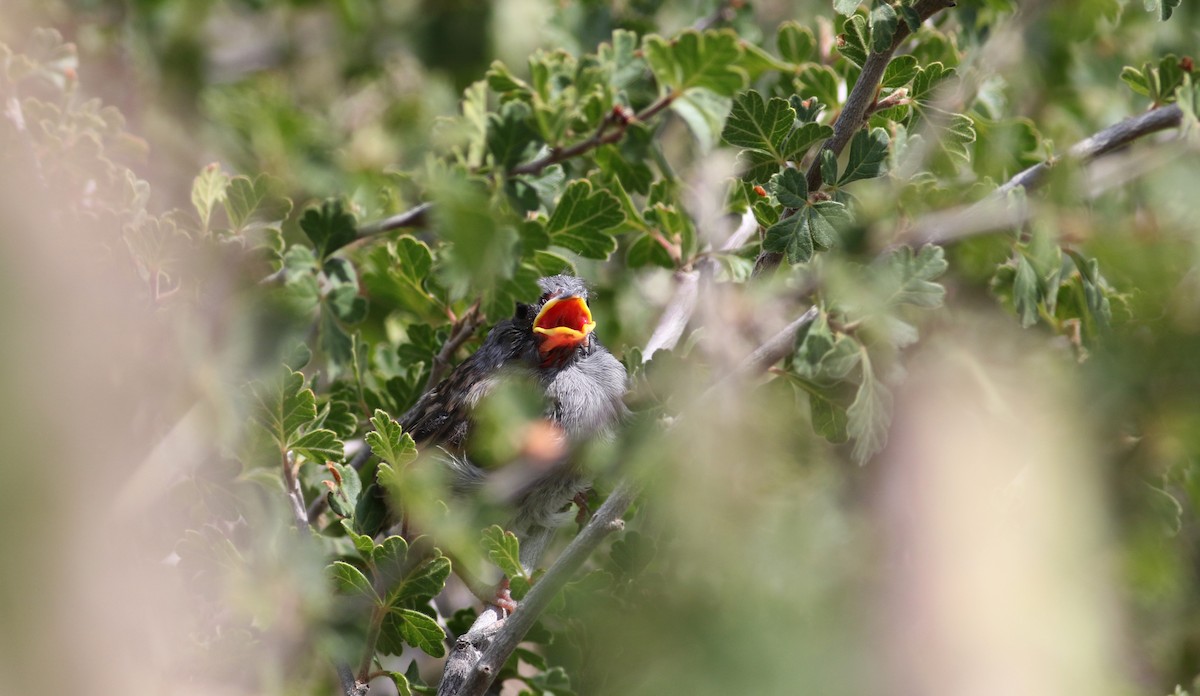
[424,301,484,395]
[904,104,1186,247]
[281,451,309,529]
[693,0,739,31]
[355,202,433,237]
[644,270,700,360]
[508,94,677,177]
[995,103,1184,196]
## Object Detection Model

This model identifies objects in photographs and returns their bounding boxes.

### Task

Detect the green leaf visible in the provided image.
[838,15,869,68]
[777,22,816,64]
[300,199,357,259]
[291,429,343,464]
[1120,66,1151,97]
[325,462,362,518]
[643,30,747,96]
[671,87,734,150]
[385,671,413,696]
[839,127,890,184]
[769,168,809,208]
[341,519,378,559]
[545,180,624,259]
[870,2,899,53]
[847,350,892,465]
[389,555,452,605]
[899,3,923,31]
[488,100,539,168]
[483,525,526,579]
[329,561,379,603]
[884,245,949,308]
[373,535,409,585]
[881,55,919,89]
[366,409,418,470]
[796,65,841,107]
[765,214,813,264]
[911,62,954,102]
[223,175,292,235]
[1013,254,1040,328]
[809,388,850,443]
[249,369,316,451]
[1144,0,1181,20]
[192,163,229,232]
[833,0,861,16]
[723,90,796,153]
[820,148,838,184]
[389,608,447,658]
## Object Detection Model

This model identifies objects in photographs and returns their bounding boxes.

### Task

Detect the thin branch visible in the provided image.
[282,451,309,529]
[438,479,639,696]
[995,103,1183,196]
[704,305,819,395]
[643,270,700,360]
[692,0,739,31]
[424,301,484,395]
[355,202,432,237]
[508,94,677,177]
[904,104,1185,247]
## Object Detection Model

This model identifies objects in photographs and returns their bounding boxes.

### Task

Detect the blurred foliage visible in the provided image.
[2,0,1200,695]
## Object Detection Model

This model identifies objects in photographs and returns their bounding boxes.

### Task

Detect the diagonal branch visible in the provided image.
[508,94,676,177]
[904,103,1185,247]
[356,202,432,237]
[804,0,957,193]
[755,0,956,274]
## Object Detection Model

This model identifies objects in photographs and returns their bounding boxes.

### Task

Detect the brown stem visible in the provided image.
[423,300,484,395]
[508,93,678,177]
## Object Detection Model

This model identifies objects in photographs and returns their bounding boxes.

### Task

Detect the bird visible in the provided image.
[392,274,628,574]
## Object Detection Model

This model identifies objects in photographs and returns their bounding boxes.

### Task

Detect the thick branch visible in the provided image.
[508,94,676,176]
[906,103,1185,246]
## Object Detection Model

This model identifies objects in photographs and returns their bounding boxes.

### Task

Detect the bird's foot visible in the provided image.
[491,577,517,616]
[573,491,592,527]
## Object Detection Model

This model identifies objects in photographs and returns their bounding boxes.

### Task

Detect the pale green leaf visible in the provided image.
[483,525,526,579]
[366,409,418,470]
[329,561,379,603]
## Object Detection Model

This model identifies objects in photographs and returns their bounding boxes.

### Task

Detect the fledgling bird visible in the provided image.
[396,275,628,570]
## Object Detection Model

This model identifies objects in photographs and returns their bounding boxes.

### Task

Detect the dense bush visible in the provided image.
[1,1,1199,695]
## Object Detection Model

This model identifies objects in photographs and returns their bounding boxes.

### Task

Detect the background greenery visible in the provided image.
[1,0,1199,695]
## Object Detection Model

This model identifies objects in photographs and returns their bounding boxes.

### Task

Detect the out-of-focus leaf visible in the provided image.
[847,350,892,464]
[192,163,229,232]
[300,199,357,259]
[777,21,816,64]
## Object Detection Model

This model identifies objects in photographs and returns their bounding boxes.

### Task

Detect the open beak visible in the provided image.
[532,295,596,353]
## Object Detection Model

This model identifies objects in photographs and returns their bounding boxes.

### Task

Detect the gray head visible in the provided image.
[536,275,589,302]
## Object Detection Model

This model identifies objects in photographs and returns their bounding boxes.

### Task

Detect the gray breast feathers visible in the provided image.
[542,346,628,439]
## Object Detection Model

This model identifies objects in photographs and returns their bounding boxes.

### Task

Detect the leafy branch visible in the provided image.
[508,95,676,176]
[804,0,957,193]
